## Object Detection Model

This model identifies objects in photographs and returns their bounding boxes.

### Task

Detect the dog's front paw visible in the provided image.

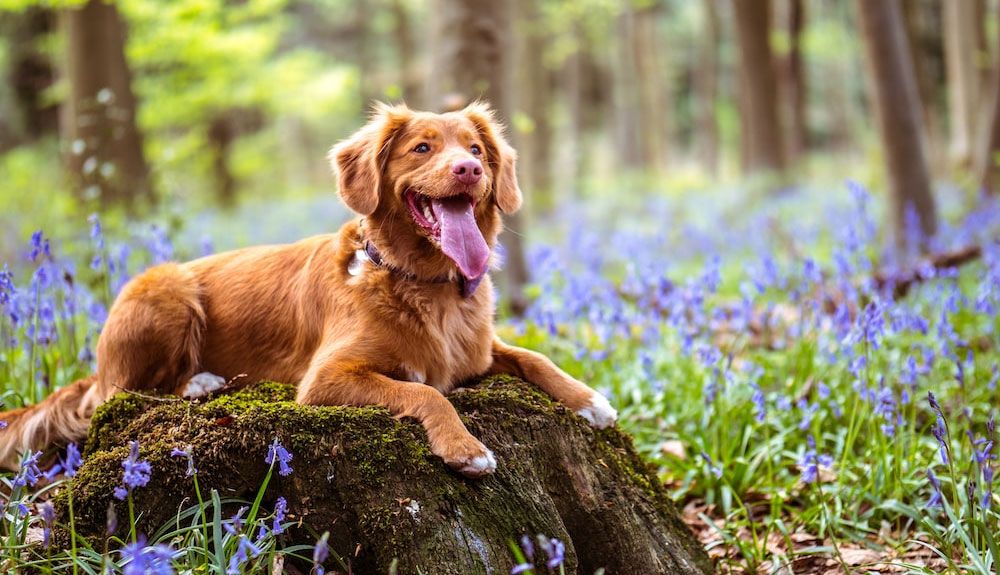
[576,392,618,429]
[433,434,497,478]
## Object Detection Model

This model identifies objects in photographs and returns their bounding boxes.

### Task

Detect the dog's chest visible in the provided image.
[396,295,493,390]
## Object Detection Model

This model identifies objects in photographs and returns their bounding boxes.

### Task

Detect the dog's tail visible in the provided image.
[0,374,105,470]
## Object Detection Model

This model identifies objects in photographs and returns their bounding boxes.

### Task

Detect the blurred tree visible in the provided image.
[60,0,152,208]
[513,0,553,211]
[778,0,807,164]
[943,0,979,166]
[0,7,57,151]
[732,0,785,174]
[975,0,1000,194]
[389,0,421,106]
[613,0,669,172]
[429,0,529,314]
[855,0,937,248]
[695,0,720,175]
[901,0,944,167]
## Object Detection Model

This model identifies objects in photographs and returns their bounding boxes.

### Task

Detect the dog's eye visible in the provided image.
[413,143,430,153]
[470,144,482,156]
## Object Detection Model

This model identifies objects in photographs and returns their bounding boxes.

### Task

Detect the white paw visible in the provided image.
[182,372,227,399]
[577,392,618,429]
[458,448,497,477]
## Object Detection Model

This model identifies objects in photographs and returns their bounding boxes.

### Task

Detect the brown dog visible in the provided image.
[0,102,616,477]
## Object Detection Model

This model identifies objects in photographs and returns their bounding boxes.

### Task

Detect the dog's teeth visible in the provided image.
[423,206,434,222]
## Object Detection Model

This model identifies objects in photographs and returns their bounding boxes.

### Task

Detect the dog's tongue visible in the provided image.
[433,195,489,283]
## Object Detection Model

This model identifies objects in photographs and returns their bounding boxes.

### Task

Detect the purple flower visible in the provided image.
[64,443,82,477]
[224,506,248,536]
[544,537,565,569]
[797,436,833,484]
[265,438,293,476]
[121,536,175,575]
[170,446,196,477]
[226,534,262,575]
[927,468,943,508]
[28,230,51,263]
[700,451,723,479]
[313,532,330,575]
[272,497,288,535]
[115,441,151,499]
[13,451,43,489]
[520,534,535,561]
[39,501,55,548]
[511,563,532,574]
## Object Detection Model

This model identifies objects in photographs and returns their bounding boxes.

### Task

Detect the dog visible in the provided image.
[0,102,617,477]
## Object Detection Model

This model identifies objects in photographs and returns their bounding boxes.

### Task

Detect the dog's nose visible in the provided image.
[451,159,483,185]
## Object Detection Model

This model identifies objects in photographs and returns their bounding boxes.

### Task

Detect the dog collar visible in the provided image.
[353,239,484,298]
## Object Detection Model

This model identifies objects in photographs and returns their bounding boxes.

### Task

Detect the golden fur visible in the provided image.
[0,102,615,477]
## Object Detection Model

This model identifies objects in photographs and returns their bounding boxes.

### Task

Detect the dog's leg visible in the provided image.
[489,338,618,429]
[297,362,496,477]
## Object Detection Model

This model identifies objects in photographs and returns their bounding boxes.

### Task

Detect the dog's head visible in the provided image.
[330,102,521,286]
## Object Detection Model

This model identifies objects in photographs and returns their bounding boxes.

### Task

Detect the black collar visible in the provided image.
[360,239,484,298]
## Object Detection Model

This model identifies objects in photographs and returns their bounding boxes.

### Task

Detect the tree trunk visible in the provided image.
[60,377,712,575]
[732,0,785,174]
[855,0,938,248]
[514,0,554,212]
[390,0,421,106]
[695,0,720,176]
[975,0,1000,194]
[429,0,529,315]
[60,0,152,208]
[0,7,59,150]
[780,0,807,164]
[613,1,669,172]
[901,0,944,170]
[943,0,979,166]
[207,116,237,208]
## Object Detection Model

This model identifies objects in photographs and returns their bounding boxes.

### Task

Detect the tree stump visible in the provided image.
[62,375,713,575]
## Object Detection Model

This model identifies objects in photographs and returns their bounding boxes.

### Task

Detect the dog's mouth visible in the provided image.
[404,189,490,282]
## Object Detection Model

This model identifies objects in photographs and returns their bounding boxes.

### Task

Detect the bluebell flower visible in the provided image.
[170,446,196,477]
[926,468,943,508]
[544,537,565,569]
[13,451,42,489]
[519,534,535,561]
[272,497,288,535]
[313,532,330,575]
[224,506,248,536]
[121,537,175,575]
[28,230,51,263]
[226,534,262,575]
[797,436,833,484]
[115,441,151,499]
[39,501,55,548]
[266,438,293,476]
[700,451,723,479]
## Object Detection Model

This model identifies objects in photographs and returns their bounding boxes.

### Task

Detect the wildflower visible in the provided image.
[226,534,262,575]
[28,230,51,263]
[700,451,723,479]
[797,436,833,484]
[543,537,565,569]
[313,532,330,575]
[106,502,118,536]
[170,446,196,477]
[64,443,82,477]
[115,441,151,499]
[39,501,55,548]
[224,506,248,536]
[13,451,43,489]
[265,438,293,476]
[926,468,943,507]
[511,563,533,574]
[0,264,14,307]
[121,537,175,575]
[272,497,288,535]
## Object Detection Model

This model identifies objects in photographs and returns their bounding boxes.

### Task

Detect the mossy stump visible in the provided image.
[62,375,712,575]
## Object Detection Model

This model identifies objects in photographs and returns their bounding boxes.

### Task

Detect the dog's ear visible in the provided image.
[330,103,411,215]
[463,102,522,214]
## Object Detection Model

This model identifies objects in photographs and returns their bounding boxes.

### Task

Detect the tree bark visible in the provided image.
[390,0,421,106]
[943,0,979,166]
[514,0,554,212]
[60,0,152,208]
[61,377,713,575]
[732,0,785,174]
[0,7,58,150]
[855,0,938,248]
[975,0,1000,194]
[429,0,530,315]
[695,0,720,176]
[780,0,807,164]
